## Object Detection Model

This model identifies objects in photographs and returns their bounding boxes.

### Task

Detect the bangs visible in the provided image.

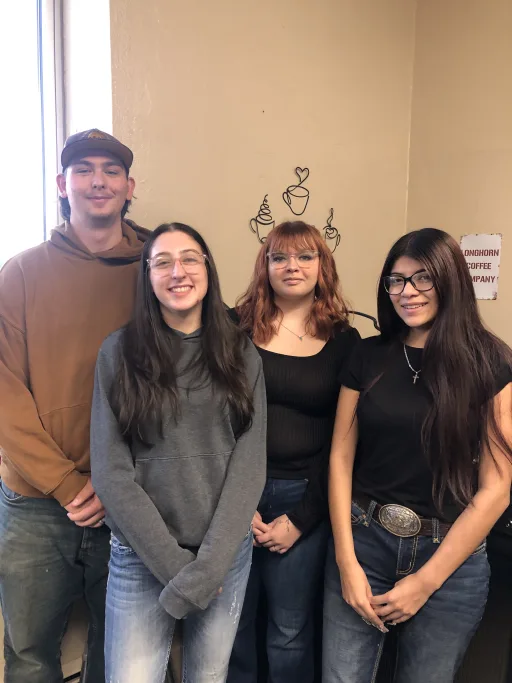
[267,231,317,254]
[236,219,349,344]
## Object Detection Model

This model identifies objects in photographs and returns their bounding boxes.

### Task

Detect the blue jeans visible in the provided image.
[105,528,254,683]
[0,479,110,683]
[323,500,490,683]
[228,478,329,683]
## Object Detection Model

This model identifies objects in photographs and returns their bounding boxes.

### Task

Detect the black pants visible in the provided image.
[455,542,512,683]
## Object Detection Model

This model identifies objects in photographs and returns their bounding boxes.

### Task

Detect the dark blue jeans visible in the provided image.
[0,480,110,683]
[228,478,329,683]
[323,500,490,683]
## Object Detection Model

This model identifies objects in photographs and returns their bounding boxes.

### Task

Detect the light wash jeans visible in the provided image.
[105,529,253,683]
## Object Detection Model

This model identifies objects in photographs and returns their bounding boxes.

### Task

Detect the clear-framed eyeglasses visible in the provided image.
[267,250,319,269]
[382,271,434,295]
[147,250,208,275]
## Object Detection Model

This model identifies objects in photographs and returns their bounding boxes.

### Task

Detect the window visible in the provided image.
[0,1,62,268]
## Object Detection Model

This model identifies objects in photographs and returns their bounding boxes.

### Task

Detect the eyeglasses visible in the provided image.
[267,250,319,269]
[383,271,434,295]
[147,251,208,275]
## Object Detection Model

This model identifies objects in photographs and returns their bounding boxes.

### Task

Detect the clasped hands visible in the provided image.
[251,511,302,554]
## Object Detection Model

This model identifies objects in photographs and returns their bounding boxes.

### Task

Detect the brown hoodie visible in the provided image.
[0,219,149,505]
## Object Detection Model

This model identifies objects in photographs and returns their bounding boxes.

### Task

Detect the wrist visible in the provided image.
[336,554,359,574]
[415,566,443,593]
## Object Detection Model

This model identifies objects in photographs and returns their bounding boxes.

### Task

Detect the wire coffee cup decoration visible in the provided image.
[249,194,275,243]
[323,208,341,253]
[282,167,310,216]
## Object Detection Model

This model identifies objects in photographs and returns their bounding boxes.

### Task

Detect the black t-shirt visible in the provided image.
[342,335,512,522]
[229,309,360,534]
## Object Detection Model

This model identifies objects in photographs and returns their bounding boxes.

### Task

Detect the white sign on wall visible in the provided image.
[460,233,502,300]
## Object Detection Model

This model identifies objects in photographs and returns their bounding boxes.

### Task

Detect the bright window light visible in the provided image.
[0,3,46,266]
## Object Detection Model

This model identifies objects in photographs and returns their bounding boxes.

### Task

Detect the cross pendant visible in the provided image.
[413,373,419,384]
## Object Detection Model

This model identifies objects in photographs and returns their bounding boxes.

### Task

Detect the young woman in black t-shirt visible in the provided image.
[227,221,360,683]
[324,228,512,683]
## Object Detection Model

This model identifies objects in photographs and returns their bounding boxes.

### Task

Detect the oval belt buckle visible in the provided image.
[378,504,421,538]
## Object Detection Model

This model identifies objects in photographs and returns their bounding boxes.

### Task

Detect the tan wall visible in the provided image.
[407,0,512,344]
[110,0,417,337]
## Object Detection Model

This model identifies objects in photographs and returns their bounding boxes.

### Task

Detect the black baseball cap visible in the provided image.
[61,128,133,171]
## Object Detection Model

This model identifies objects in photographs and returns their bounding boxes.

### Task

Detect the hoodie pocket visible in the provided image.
[134,451,232,547]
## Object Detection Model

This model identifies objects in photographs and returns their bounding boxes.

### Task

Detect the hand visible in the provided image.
[254,514,302,554]
[371,573,434,624]
[65,478,105,528]
[340,561,388,633]
[251,511,270,547]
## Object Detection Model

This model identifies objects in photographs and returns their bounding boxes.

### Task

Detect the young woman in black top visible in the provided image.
[324,228,512,683]
[227,221,360,683]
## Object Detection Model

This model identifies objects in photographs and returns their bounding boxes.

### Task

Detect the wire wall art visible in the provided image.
[250,194,275,243]
[248,166,340,254]
[282,167,310,215]
[323,208,341,253]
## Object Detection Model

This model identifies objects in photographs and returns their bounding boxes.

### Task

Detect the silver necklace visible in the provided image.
[403,344,421,384]
[280,321,306,341]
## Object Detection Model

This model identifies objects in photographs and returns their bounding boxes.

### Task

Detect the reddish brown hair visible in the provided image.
[236,221,350,344]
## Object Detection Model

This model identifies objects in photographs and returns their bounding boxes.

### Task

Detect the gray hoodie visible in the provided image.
[90,327,266,619]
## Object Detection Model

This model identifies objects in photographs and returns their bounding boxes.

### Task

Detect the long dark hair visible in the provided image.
[111,222,254,443]
[377,227,512,508]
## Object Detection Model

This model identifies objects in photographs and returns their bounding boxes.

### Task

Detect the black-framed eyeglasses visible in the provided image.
[382,271,434,295]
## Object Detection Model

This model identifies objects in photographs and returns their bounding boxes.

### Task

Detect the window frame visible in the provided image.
[39,0,65,237]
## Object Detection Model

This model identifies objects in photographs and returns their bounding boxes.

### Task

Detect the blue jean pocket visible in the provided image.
[0,480,24,502]
[110,535,135,555]
[471,540,487,556]
[350,500,366,526]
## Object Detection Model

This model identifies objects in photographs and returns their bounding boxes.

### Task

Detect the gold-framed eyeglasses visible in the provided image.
[267,250,319,269]
[147,250,208,275]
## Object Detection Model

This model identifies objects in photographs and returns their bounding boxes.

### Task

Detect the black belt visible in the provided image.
[354,493,452,539]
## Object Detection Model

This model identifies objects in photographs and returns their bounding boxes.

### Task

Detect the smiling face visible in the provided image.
[148,230,208,328]
[56,153,134,225]
[388,256,439,332]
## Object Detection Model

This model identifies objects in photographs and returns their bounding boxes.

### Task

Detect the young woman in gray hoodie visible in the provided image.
[90,222,267,683]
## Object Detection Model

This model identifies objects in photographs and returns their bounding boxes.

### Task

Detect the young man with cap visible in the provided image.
[0,129,149,683]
